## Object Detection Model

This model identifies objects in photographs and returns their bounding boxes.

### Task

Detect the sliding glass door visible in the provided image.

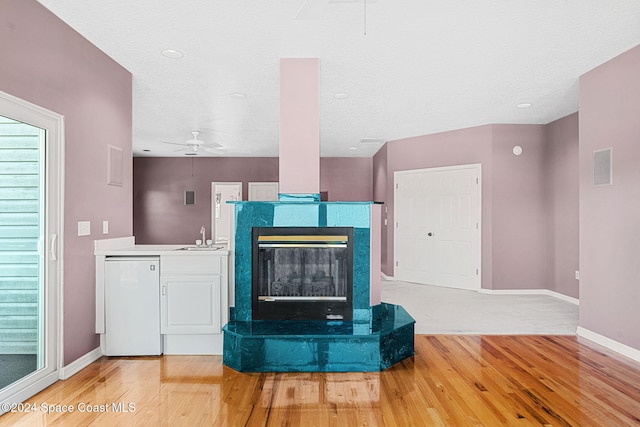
[0,92,62,409]
[0,116,44,391]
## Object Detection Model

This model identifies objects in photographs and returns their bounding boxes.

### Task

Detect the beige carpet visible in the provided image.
[381,279,578,335]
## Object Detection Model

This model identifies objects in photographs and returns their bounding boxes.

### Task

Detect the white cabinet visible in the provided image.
[160,253,228,354]
[161,275,221,334]
[94,238,229,356]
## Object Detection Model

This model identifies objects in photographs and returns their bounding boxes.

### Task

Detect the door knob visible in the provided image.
[427,232,433,237]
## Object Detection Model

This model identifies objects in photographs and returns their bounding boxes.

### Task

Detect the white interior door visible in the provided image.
[248,182,279,201]
[211,182,242,244]
[394,164,481,291]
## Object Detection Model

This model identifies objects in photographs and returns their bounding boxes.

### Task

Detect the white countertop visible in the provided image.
[94,237,229,256]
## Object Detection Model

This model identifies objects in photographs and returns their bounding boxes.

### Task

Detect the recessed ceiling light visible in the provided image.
[229,93,247,99]
[161,49,183,59]
[142,149,150,152]
[348,146,358,150]
[516,103,532,109]
[334,93,349,99]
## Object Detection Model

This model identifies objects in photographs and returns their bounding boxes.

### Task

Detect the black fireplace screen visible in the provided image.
[252,227,353,321]
[258,243,348,300]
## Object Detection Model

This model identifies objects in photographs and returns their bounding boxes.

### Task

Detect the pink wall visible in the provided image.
[377,124,553,291]
[320,157,373,201]
[545,113,580,298]
[372,144,388,270]
[279,58,320,194]
[134,157,277,244]
[133,157,373,244]
[491,124,547,290]
[382,125,495,285]
[579,45,640,350]
[1,1,133,364]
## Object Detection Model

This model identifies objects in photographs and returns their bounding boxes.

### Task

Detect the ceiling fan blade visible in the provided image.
[296,0,329,19]
[162,141,186,146]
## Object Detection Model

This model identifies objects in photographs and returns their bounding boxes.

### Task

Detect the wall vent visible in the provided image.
[593,148,613,186]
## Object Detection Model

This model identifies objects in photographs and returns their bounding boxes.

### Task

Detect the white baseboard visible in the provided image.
[577,327,640,364]
[385,278,578,305]
[163,334,223,355]
[1,371,58,411]
[478,288,579,305]
[59,347,103,380]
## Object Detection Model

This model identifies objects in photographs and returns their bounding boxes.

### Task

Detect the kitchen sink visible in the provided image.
[174,245,223,251]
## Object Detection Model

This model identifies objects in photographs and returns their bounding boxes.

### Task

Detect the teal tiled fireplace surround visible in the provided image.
[222,196,415,372]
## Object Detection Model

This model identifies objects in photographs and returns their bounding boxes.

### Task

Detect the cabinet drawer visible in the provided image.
[161,255,221,275]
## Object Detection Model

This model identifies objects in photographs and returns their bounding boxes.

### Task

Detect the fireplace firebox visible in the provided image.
[252,227,354,321]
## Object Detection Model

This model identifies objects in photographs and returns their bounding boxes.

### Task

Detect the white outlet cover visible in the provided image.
[77,220,91,237]
[103,220,109,234]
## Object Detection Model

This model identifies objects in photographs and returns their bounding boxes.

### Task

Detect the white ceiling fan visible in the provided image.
[296,0,377,20]
[162,131,222,155]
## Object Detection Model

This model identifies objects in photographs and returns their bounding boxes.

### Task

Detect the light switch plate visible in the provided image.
[102,220,109,234]
[77,220,91,236]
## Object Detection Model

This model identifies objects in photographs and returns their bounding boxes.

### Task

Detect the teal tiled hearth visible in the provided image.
[222,197,415,372]
[224,303,414,372]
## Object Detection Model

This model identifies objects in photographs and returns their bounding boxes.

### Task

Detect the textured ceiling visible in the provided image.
[36,0,640,157]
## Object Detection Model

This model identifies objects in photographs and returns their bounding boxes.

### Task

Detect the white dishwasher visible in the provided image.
[104,256,162,356]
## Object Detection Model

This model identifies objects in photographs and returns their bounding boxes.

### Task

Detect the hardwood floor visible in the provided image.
[2,335,640,426]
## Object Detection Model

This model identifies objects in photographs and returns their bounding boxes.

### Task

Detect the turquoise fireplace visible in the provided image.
[222,196,415,372]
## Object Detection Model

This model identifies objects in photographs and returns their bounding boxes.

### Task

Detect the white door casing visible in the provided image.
[211,182,242,244]
[394,164,481,291]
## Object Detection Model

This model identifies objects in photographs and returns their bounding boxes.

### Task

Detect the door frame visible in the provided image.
[393,163,481,290]
[0,90,64,407]
[211,182,242,244]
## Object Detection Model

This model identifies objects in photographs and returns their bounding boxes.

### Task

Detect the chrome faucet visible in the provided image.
[200,226,206,244]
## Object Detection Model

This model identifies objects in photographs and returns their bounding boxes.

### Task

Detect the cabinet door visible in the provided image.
[161,275,221,334]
